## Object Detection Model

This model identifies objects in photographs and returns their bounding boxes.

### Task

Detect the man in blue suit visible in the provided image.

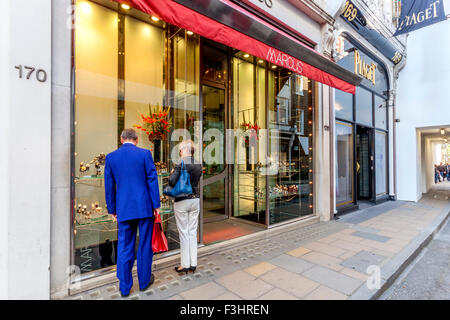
[104,128,160,297]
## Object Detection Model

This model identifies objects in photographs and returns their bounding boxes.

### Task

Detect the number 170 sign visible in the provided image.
[14,64,48,83]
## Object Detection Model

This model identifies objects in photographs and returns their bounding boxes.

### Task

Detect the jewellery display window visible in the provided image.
[73,0,200,274]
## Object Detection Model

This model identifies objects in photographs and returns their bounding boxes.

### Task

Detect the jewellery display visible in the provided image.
[91,153,106,176]
[278,161,298,171]
[269,184,299,199]
[160,194,171,209]
[75,201,111,225]
[79,162,90,173]
[78,152,106,176]
[155,161,168,173]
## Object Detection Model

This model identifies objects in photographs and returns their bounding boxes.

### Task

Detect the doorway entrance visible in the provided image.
[200,38,265,244]
[356,125,374,201]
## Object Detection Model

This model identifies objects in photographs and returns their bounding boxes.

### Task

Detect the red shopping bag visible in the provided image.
[152,212,168,253]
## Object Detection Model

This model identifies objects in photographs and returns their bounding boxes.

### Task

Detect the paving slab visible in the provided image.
[269,254,314,274]
[260,268,320,298]
[341,250,387,274]
[302,265,362,295]
[351,231,390,242]
[304,285,348,300]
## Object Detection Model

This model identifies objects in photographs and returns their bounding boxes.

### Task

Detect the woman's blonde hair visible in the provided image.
[179,139,195,156]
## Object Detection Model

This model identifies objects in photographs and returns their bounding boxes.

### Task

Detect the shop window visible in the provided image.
[268,70,314,225]
[355,87,373,127]
[335,122,354,206]
[335,89,353,121]
[374,94,388,130]
[232,55,267,224]
[73,0,200,274]
[375,130,388,195]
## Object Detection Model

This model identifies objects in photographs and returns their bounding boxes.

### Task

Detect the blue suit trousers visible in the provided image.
[117,217,154,295]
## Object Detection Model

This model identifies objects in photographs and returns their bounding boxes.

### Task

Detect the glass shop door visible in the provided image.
[201,85,228,223]
[200,40,230,224]
[356,125,374,201]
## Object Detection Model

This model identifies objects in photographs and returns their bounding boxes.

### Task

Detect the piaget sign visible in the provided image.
[394,0,447,36]
[354,49,376,85]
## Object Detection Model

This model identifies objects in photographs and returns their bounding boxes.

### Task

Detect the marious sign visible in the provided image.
[394,0,447,36]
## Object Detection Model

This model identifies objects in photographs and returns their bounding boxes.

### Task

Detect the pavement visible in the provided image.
[380,201,450,299]
[66,182,450,300]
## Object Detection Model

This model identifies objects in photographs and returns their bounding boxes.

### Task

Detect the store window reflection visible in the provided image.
[233,53,267,224]
[375,130,387,195]
[336,122,354,206]
[268,68,314,224]
[374,95,387,130]
[335,89,353,121]
[355,87,373,126]
[74,0,200,274]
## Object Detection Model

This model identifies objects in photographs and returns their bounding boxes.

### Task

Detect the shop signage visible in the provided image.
[266,47,303,74]
[14,64,48,83]
[354,50,376,85]
[394,0,447,36]
[340,0,403,65]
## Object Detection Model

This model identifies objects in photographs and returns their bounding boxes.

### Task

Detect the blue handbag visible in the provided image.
[163,161,193,197]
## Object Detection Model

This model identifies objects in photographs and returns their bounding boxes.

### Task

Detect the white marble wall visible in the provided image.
[0,0,52,299]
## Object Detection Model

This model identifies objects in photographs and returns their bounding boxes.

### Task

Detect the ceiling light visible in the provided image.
[243,53,250,58]
[258,59,264,63]
[121,3,131,10]
[151,16,159,22]
[186,30,194,35]
[271,65,277,69]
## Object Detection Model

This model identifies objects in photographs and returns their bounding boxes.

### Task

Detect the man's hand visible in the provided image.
[153,208,160,216]
[111,213,117,222]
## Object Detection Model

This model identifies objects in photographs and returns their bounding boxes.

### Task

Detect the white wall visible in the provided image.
[396,6,450,201]
[0,0,52,299]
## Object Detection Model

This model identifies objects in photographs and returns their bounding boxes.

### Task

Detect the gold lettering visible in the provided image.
[417,11,425,23]
[425,8,432,20]
[354,50,376,85]
[432,0,440,17]
[410,12,417,25]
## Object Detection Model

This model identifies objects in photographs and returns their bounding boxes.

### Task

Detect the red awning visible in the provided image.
[112,0,356,94]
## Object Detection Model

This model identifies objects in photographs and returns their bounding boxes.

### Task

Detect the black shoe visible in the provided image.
[139,273,155,292]
[189,266,196,273]
[120,292,130,298]
[174,266,189,274]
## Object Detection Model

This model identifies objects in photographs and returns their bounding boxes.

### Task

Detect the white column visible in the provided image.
[0,0,52,299]
[315,82,332,221]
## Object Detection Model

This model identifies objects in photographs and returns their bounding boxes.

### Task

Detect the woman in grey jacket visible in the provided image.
[168,140,202,274]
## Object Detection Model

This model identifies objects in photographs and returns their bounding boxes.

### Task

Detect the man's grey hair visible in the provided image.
[121,128,138,141]
[179,139,195,156]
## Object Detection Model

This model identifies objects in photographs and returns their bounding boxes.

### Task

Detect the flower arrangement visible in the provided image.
[134,104,172,141]
[240,121,261,147]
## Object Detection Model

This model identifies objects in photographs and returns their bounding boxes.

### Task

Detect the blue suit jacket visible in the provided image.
[104,143,160,222]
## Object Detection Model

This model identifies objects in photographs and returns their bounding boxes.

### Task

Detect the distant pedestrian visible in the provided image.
[438,162,446,182]
[434,164,440,184]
